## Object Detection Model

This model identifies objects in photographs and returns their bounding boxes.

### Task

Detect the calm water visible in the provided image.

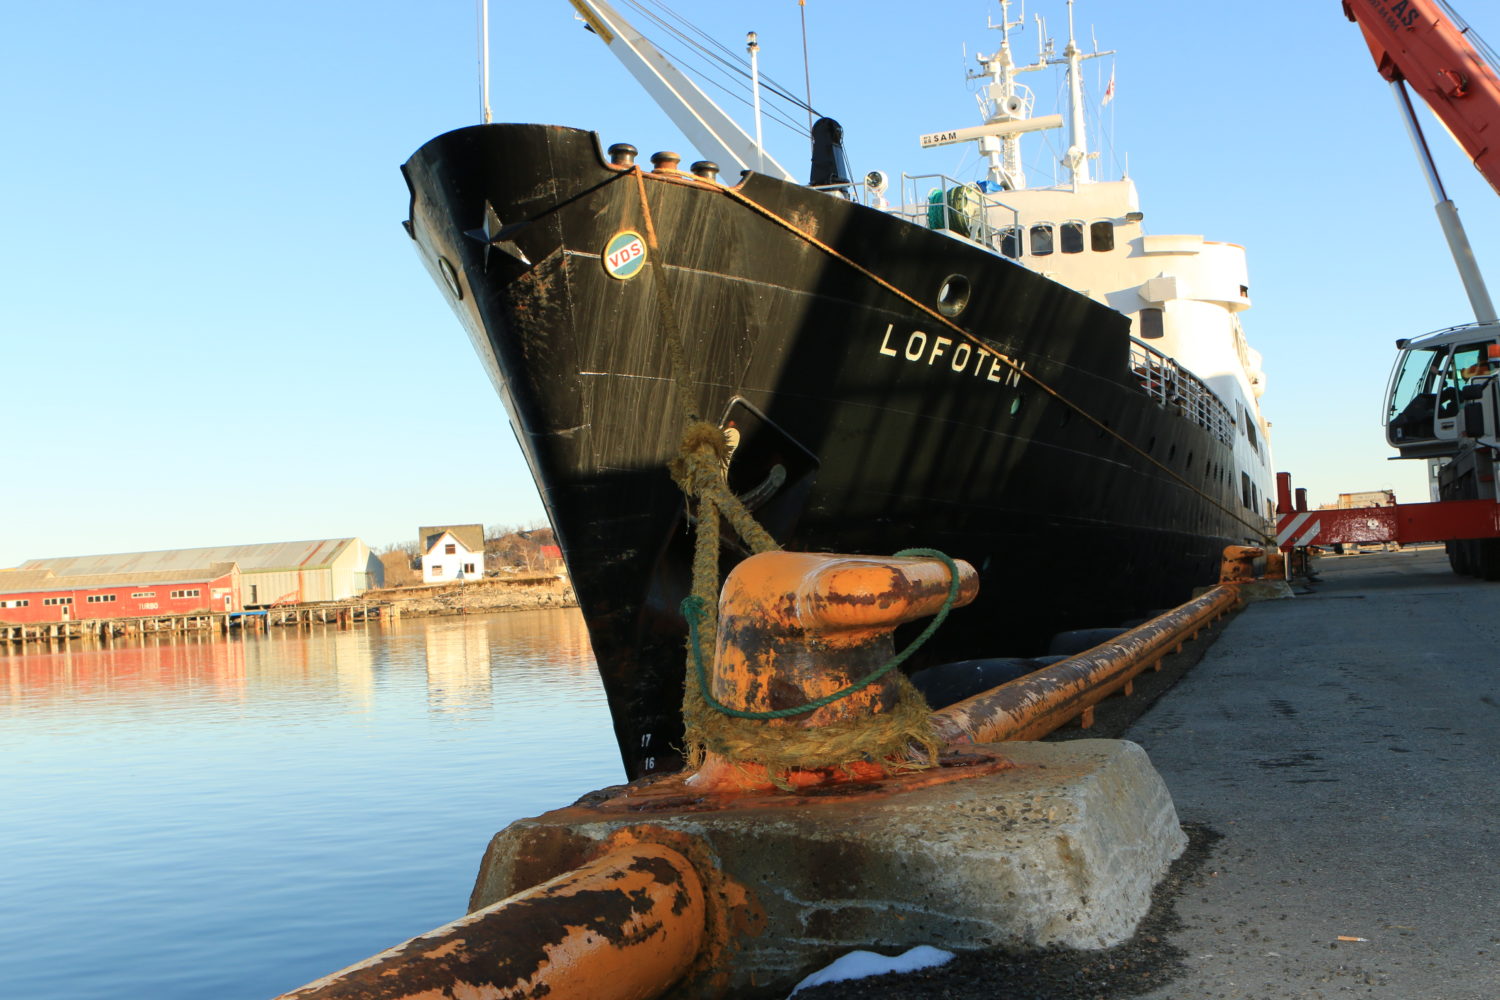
[0,610,624,1000]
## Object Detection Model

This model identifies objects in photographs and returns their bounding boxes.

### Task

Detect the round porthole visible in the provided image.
[438,256,463,300]
[936,274,971,317]
[1009,396,1022,416]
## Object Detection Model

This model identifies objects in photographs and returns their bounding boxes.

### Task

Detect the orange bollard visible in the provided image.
[689,550,977,791]
[1219,544,1264,584]
[273,842,706,1000]
[1264,549,1286,579]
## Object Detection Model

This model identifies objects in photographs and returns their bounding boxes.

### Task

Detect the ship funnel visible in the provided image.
[809,117,852,188]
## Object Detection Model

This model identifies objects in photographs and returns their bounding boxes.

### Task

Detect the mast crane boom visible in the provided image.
[1343,0,1500,195]
[565,0,796,182]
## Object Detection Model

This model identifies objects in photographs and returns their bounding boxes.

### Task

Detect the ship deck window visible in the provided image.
[1241,472,1253,510]
[1061,221,1084,254]
[1030,224,1054,256]
[1000,227,1021,259]
[1140,307,1164,340]
[1090,221,1115,252]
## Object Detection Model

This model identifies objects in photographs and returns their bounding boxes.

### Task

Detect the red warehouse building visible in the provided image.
[0,563,240,624]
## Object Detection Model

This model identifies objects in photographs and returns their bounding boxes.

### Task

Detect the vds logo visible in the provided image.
[602,231,647,280]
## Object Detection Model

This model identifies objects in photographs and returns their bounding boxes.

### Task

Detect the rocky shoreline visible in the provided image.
[360,578,578,619]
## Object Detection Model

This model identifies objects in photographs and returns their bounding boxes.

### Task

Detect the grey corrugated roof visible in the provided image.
[0,570,59,590]
[20,540,356,576]
[0,564,237,595]
[418,524,485,554]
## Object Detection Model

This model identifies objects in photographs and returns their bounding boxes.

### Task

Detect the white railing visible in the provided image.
[812,173,1020,256]
[1128,338,1234,445]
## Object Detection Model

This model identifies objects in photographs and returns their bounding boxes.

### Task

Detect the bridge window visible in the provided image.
[1090,221,1115,252]
[1140,307,1164,340]
[999,227,1021,258]
[1030,224,1054,256]
[1061,221,1085,254]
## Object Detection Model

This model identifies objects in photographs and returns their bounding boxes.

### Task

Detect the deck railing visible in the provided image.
[1128,338,1234,445]
[812,173,1020,255]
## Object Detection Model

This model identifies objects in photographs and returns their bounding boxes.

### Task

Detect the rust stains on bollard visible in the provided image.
[274,842,706,1000]
[688,551,978,791]
[1219,544,1264,584]
[930,584,1240,745]
[710,551,979,723]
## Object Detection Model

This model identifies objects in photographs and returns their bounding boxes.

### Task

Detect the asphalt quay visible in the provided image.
[1129,546,1500,999]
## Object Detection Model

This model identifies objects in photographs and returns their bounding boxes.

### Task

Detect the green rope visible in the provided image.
[682,547,961,720]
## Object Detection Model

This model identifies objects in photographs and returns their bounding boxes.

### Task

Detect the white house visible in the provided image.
[418,524,485,585]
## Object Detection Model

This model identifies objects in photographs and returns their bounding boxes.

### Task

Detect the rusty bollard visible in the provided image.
[1219,544,1264,584]
[686,550,978,792]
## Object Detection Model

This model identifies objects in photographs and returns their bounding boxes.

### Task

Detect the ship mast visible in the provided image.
[1056,0,1112,187]
[974,1,1037,189]
[937,0,1059,192]
[941,1,1109,192]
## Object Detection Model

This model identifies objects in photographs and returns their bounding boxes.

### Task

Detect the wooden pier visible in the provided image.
[0,602,397,647]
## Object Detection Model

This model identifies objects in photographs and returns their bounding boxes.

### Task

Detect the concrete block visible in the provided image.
[470,739,1185,998]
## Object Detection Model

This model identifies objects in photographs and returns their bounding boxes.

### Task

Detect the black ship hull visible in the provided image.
[403,124,1263,779]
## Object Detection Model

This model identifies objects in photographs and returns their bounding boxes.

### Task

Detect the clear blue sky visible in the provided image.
[4,0,1499,568]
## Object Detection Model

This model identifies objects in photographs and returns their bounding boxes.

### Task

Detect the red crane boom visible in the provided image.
[1344,0,1500,195]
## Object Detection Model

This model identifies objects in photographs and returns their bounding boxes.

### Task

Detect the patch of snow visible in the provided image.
[787,945,955,996]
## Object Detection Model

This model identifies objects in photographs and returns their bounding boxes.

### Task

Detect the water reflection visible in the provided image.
[0,609,606,719]
[424,616,493,713]
[2,634,249,708]
[0,609,624,1000]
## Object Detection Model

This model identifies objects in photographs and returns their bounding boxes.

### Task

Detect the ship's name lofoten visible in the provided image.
[877,323,1024,388]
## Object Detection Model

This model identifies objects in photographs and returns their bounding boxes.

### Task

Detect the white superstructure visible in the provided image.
[568,0,1277,521]
[936,0,1276,519]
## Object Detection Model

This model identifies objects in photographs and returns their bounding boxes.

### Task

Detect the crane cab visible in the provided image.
[1385,322,1500,458]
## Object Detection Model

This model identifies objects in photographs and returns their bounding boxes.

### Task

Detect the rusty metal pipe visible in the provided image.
[274,842,706,1000]
[930,584,1239,744]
